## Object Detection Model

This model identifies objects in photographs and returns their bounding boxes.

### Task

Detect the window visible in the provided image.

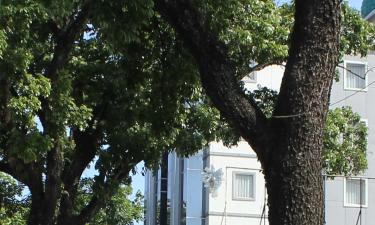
[344,178,368,207]
[232,172,255,200]
[344,61,367,90]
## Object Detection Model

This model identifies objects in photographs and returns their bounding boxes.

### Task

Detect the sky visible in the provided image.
[348,0,363,10]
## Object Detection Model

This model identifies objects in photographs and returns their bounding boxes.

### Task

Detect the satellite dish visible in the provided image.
[201,166,223,197]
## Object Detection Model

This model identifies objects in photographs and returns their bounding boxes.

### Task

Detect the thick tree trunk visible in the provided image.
[28,192,46,225]
[264,125,325,225]
[155,0,340,225]
[263,1,340,223]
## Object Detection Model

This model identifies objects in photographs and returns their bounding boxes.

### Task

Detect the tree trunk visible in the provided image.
[264,122,325,225]
[28,192,46,225]
[263,1,340,223]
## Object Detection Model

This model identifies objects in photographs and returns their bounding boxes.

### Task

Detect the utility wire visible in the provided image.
[259,184,267,225]
[330,80,375,106]
[272,66,375,118]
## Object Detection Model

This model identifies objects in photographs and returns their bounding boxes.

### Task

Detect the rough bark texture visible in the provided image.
[264,1,340,224]
[155,0,340,225]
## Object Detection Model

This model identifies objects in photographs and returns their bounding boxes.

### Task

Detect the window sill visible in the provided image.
[344,204,368,208]
[344,87,368,92]
[232,197,256,202]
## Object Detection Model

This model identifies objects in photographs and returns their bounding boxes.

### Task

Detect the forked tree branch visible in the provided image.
[154,0,271,162]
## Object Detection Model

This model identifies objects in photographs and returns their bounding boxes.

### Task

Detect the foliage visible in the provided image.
[0,172,28,225]
[184,1,374,79]
[198,0,289,75]
[323,107,368,175]
[0,0,230,224]
[75,179,143,225]
[341,2,375,58]
[248,86,278,118]
[274,2,375,61]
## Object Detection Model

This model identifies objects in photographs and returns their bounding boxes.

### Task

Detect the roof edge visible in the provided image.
[364,8,375,21]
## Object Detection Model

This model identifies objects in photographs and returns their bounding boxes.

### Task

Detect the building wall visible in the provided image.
[324,54,375,225]
[205,141,268,225]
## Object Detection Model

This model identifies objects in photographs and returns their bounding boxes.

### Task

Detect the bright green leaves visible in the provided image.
[49,71,92,132]
[341,2,375,58]
[9,73,50,128]
[0,30,7,59]
[199,0,289,75]
[0,172,28,225]
[7,128,53,163]
[198,0,375,77]
[90,186,143,225]
[5,75,52,164]
[0,1,48,73]
[323,107,368,176]
[91,0,155,45]
[74,179,143,225]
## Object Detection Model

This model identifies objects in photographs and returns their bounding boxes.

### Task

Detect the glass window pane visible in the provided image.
[346,179,366,206]
[233,173,254,200]
[346,63,366,89]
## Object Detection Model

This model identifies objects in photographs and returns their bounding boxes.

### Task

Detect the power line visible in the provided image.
[272,112,308,119]
[330,80,375,106]
[272,78,375,119]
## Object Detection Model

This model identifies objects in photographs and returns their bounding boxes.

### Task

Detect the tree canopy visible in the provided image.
[0,0,374,225]
[0,1,229,224]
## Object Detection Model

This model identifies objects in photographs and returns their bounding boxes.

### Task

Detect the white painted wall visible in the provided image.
[205,141,268,225]
[244,64,284,92]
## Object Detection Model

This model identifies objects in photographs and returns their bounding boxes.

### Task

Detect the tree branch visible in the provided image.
[0,158,43,195]
[74,169,131,225]
[274,0,340,119]
[155,0,270,161]
[70,152,141,225]
[40,1,94,223]
[0,161,12,176]
[46,0,93,81]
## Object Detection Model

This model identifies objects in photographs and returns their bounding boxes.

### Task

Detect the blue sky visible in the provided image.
[348,0,363,10]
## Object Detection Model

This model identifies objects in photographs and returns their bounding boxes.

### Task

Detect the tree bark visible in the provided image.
[264,1,340,224]
[155,0,340,225]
